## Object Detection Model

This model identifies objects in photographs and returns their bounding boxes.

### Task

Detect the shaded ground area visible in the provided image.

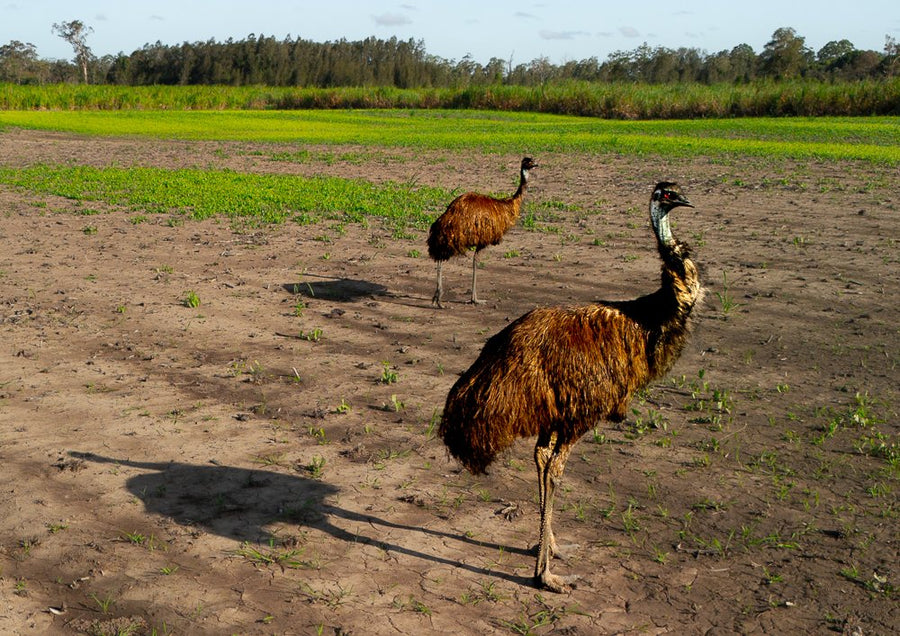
[0,129,897,634]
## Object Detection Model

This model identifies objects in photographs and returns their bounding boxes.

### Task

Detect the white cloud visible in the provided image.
[620,26,640,38]
[372,13,412,27]
[539,29,589,41]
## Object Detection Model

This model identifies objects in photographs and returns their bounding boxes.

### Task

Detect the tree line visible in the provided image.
[2,24,899,87]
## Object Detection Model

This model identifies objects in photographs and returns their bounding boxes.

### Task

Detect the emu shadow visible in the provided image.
[71,452,533,587]
[283,276,387,302]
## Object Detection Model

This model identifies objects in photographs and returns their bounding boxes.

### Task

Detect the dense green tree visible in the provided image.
[0,40,40,83]
[759,27,813,79]
[2,26,893,88]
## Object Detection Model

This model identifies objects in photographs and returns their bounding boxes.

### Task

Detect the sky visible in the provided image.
[2,1,898,66]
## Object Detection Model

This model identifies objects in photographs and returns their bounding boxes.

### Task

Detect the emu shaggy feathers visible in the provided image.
[437,182,700,592]
[439,246,699,474]
[426,191,523,261]
[427,157,536,306]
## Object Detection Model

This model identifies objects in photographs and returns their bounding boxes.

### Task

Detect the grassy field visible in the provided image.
[1,109,898,233]
[2,80,900,117]
[0,164,450,230]
[2,110,899,163]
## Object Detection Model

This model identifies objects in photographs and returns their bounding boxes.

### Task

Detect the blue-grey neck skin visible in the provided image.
[650,199,674,246]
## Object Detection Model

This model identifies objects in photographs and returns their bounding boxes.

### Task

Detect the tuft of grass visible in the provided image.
[305,456,326,479]
[299,327,322,342]
[379,361,399,385]
[235,542,313,569]
[182,290,200,308]
[715,271,740,317]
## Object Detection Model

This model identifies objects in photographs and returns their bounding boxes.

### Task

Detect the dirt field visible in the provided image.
[0,129,897,635]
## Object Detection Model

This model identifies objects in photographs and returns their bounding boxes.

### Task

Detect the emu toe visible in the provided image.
[536,572,579,593]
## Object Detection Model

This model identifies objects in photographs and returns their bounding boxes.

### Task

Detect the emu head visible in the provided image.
[650,181,693,246]
[520,157,537,180]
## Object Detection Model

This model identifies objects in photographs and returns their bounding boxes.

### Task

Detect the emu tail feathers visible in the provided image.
[438,411,498,475]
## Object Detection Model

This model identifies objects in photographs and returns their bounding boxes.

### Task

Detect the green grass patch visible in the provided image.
[0,164,450,228]
[2,80,899,118]
[1,110,899,163]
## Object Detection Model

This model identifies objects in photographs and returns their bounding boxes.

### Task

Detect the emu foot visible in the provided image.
[468,297,485,305]
[532,541,580,560]
[535,571,579,593]
[431,293,444,309]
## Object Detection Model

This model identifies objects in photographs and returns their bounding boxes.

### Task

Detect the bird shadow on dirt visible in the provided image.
[69,452,534,587]
[282,275,388,301]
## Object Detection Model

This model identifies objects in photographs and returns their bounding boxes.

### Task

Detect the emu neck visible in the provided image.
[630,200,702,379]
[650,202,674,248]
[646,240,701,377]
[502,168,529,222]
[513,169,530,199]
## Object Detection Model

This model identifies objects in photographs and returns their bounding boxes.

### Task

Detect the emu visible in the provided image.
[438,182,702,592]
[427,157,537,307]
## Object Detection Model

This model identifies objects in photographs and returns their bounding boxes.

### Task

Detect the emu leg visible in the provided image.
[469,251,485,304]
[534,435,577,593]
[535,434,560,556]
[432,261,444,308]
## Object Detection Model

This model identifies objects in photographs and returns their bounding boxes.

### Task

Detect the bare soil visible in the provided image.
[0,129,897,635]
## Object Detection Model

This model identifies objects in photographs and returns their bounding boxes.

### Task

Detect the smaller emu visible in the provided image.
[438,182,701,592]
[427,157,537,307]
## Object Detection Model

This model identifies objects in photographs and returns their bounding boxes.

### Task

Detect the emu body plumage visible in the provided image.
[438,182,701,592]
[427,157,536,307]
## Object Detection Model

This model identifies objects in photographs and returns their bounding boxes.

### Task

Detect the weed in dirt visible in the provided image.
[373,447,410,470]
[253,452,288,468]
[302,581,354,608]
[382,394,405,412]
[89,591,116,614]
[182,290,200,308]
[460,579,508,605]
[424,408,440,440]
[621,502,642,538]
[305,456,326,479]
[714,271,740,317]
[499,595,588,635]
[307,426,328,444]
[46,521,68,534]
[299,327,322,342]
[16,536,40,558]
[379,361,399,384]
[122,530,147,545]
[236,541,313,569]
[333,398,351,414]
[12,579,27,596]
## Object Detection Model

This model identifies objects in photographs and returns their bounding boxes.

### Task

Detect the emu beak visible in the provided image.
[672,194,693,209]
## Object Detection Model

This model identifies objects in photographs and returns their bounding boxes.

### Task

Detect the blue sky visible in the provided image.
[2,1,897,65]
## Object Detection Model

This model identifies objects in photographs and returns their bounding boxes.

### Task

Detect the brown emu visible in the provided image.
[438,182,702,592]
[427,157,537,307]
